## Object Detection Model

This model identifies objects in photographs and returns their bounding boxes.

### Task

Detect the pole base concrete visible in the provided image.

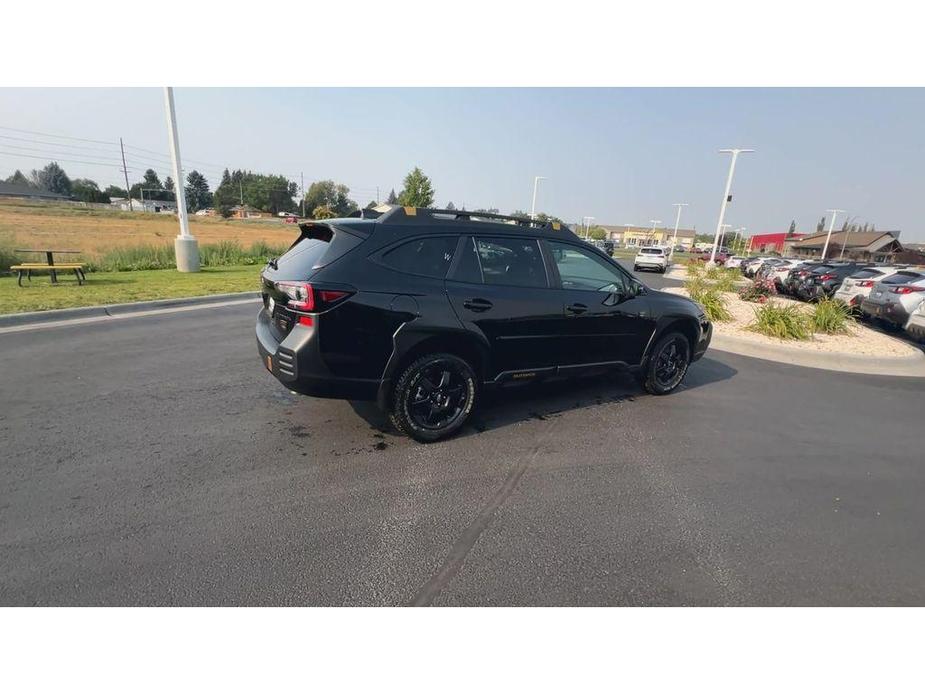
[175,236,200,273]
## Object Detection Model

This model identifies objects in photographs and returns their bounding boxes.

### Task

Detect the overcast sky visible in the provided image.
[1,88,923,242]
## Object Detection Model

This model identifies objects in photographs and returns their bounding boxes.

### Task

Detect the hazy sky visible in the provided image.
[1,88,923,242]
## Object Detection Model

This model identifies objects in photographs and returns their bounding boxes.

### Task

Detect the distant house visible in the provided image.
[231,205,262,219]
[0,182,69,201]
[110,197,176,213]
[789,230,903,262]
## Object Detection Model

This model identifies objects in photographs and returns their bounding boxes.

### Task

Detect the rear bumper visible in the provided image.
[256,308,379,401]
[859,299,909,325]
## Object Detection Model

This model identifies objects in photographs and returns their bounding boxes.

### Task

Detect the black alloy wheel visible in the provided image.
[391,353,477,442]
[641,332,691,395]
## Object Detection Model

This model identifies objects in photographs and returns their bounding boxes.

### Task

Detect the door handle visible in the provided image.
[566,303,588,315]
[463,298,493,312]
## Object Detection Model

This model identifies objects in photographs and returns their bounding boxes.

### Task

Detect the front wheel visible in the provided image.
[640,332,691,395]
[390,353,478,442]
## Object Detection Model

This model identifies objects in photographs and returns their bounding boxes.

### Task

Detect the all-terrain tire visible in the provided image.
[640,331,691,395]
[389,353,478,443]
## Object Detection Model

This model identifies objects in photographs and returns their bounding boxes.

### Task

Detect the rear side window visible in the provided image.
[272,227,363,278]
[379,236,457,278]
[474,237,547,288]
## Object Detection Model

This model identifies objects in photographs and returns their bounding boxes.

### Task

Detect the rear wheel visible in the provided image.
[640,332,691,395]
[390,353,477,442]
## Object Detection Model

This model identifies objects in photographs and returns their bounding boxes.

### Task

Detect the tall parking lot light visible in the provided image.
[649,220,662,246]
[710,148,754,265]
[671,203,688,255]
[530,176,547,220]
[583,216,595,239]
[164,87,199,272]
[820,209,845,261]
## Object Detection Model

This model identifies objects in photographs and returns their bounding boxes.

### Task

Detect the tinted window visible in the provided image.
[640,248,664,256]
[271,228,363,278]
[475,237,547,288]
[452,237,483,284]
[851,268,883,279]
[380,236,457,278]
[884,271,925,284]
[548,241,628,293]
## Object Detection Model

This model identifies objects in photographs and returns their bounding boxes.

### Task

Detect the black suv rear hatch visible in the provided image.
[261,222,366,339]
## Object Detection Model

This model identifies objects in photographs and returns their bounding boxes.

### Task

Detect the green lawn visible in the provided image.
[0,265,262,314]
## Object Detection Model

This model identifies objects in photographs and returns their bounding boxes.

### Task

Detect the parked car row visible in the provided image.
[739,256,925,339]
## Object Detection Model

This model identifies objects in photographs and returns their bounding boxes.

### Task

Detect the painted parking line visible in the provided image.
[0,298,259,335]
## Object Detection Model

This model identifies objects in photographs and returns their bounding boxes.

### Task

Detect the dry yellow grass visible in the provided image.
[0,199,299,258]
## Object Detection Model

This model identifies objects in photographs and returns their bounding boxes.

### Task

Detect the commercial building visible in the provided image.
[789,230,903,263]
[598,225,696,248]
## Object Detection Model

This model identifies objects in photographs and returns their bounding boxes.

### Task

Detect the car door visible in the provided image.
[543,239,654,367]
[445,235,562,380]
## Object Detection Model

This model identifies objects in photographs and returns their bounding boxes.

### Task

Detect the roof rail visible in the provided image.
[377,205,566,231]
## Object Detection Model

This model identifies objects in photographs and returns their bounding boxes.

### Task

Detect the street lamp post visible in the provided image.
[583,216,595,239]
[820,208,845,261]
[839,214,860,259]
[164,87,199,272]
[649,219,662,246]
[530,176,547,220]
[671,203,688,255]
[718,224,731,252]
[710,148,754,265]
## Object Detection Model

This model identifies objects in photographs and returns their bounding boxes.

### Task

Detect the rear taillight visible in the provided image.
[857,280,874,287]
[818,273,836,281]
[275,281,314,311]
[274,281,354,312]
[890,285,925,295]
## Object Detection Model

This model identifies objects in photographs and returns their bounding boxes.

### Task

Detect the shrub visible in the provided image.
[811,298,854,335]
[748,302,813,340]
[739,277,777,303]
[0,232,22,271]
[688,282,732,322]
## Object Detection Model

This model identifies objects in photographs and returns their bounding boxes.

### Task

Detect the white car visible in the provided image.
[834,266,903,309]
[633,246,669,273]
[766,259,811,289]
[905,302,925,341]
[860,270,925,328]
[725,256,747,269]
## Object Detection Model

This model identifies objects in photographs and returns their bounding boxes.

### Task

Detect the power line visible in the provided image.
[0,125,117,146]
[0,149,132,170]
[0,142,128,164]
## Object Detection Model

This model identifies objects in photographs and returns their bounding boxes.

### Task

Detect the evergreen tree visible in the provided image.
[30,162,72,195]
[386,188,398,204]
[4,169,31,186]
[184,170,212,212]
[164,176,174,193]
[788,220,796,235]
[398,167,435,208]
[816,216,826,233]
[445,201,456,210]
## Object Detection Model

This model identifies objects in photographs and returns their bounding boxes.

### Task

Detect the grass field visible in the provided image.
[0,199,299,258]
[0,265,261,314]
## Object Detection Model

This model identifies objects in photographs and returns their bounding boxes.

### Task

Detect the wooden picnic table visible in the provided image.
[14,249,82,284]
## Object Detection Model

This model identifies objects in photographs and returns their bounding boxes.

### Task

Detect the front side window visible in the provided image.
[474,237,547,288]
[547,241,629,293]
[379,236,457,278]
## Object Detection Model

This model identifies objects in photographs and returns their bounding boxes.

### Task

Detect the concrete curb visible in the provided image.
[710,332,925,377]
[0,291,260,328]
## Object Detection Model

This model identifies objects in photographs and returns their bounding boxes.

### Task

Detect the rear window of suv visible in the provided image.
[639,248,664,256]
[271,225,364,278]
[883,271,925,284]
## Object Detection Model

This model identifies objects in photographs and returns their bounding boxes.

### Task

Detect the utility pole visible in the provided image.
[530,176,547,220]
[710,148,754,265]
[718,224,731,250]
[119,137,133,211]
[820,209,845,261]
[670,203,688,254]
[582,216,595,239]
[301,172,306,217]
[239,180,244,206]
[163,87,199,272]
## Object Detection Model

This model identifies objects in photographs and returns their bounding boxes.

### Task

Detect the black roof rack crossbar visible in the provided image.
[377,205,565,230]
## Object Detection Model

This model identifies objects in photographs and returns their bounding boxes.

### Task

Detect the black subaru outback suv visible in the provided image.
[257,206,711,442]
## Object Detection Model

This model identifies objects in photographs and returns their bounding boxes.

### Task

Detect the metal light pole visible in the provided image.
[649,220,662,246]
[671,203,688,255]
[718,224,731,251]
[820,208,845,261]
[164,87,199,272]
[583,216,595,239]
[839,214,859,259]
[530,176,547,220]
[710,148,754,265]
[733,226,746,254]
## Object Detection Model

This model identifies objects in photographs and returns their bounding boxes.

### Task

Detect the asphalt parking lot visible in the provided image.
[2,266,924,606]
